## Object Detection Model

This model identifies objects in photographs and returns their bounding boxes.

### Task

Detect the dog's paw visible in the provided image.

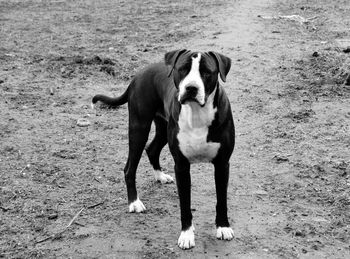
[216,227,234,240]
[178,225,195,249]
[128,198,146,213]
[154,170,174,184]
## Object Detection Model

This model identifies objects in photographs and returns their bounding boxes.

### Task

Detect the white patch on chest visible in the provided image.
[177,88,220,163]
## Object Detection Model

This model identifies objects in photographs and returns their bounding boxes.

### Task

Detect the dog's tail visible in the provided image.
[91,85,129,109]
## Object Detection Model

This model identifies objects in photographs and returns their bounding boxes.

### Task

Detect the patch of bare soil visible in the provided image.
[1,0,349,258]
[254,0,350,256]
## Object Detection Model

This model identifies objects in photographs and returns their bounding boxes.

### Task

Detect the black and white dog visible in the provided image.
[92,50,235,249]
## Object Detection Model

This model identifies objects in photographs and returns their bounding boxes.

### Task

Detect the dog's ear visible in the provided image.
[165,49,188,77]
[209,52,231,82]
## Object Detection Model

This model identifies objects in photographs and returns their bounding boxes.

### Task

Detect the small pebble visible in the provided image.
[312,51,319,57]
[77,118,91,127]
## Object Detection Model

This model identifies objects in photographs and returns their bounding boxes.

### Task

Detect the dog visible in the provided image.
[92,49,235,249]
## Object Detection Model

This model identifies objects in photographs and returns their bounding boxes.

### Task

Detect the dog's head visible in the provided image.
[165,49,231,106]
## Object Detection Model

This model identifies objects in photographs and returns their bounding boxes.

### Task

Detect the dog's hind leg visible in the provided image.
[146,115,167,170]
[125,106,154,213]
[146,114,174,184]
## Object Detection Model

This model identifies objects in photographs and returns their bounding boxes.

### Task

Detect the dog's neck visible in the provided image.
[179,87,217,129]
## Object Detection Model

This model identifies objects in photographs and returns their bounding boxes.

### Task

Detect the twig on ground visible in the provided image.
[35,207,85,244]
[87,201,105,209]
[65,207,85,229]
[258,14,318,26]
[73,221,86,227]
[94,177,102,184]
[35,236,52,244]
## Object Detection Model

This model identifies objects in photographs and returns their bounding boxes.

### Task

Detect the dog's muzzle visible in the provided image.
[180,85,200,104]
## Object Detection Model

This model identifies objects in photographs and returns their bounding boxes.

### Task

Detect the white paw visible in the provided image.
[216,227,234,240]
[178,225,195,249]
[154,170,174,184]
[128,198,146,213]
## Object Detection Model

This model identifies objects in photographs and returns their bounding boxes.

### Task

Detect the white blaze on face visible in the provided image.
[178,53,205,106]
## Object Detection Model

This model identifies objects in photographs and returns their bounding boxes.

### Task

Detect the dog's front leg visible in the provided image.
[174,158,195,249]
[213,161,234,240]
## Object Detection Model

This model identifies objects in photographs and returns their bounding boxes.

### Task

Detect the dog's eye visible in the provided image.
[202,71,211,78]
[178,66,189,74]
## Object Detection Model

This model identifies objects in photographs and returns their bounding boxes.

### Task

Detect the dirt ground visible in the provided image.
[1,0,349,258]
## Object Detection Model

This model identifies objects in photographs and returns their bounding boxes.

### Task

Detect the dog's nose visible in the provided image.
[185,86,198,96]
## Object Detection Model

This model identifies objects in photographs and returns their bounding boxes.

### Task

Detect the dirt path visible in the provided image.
[1,0,349,258]
[210,0,350,258]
